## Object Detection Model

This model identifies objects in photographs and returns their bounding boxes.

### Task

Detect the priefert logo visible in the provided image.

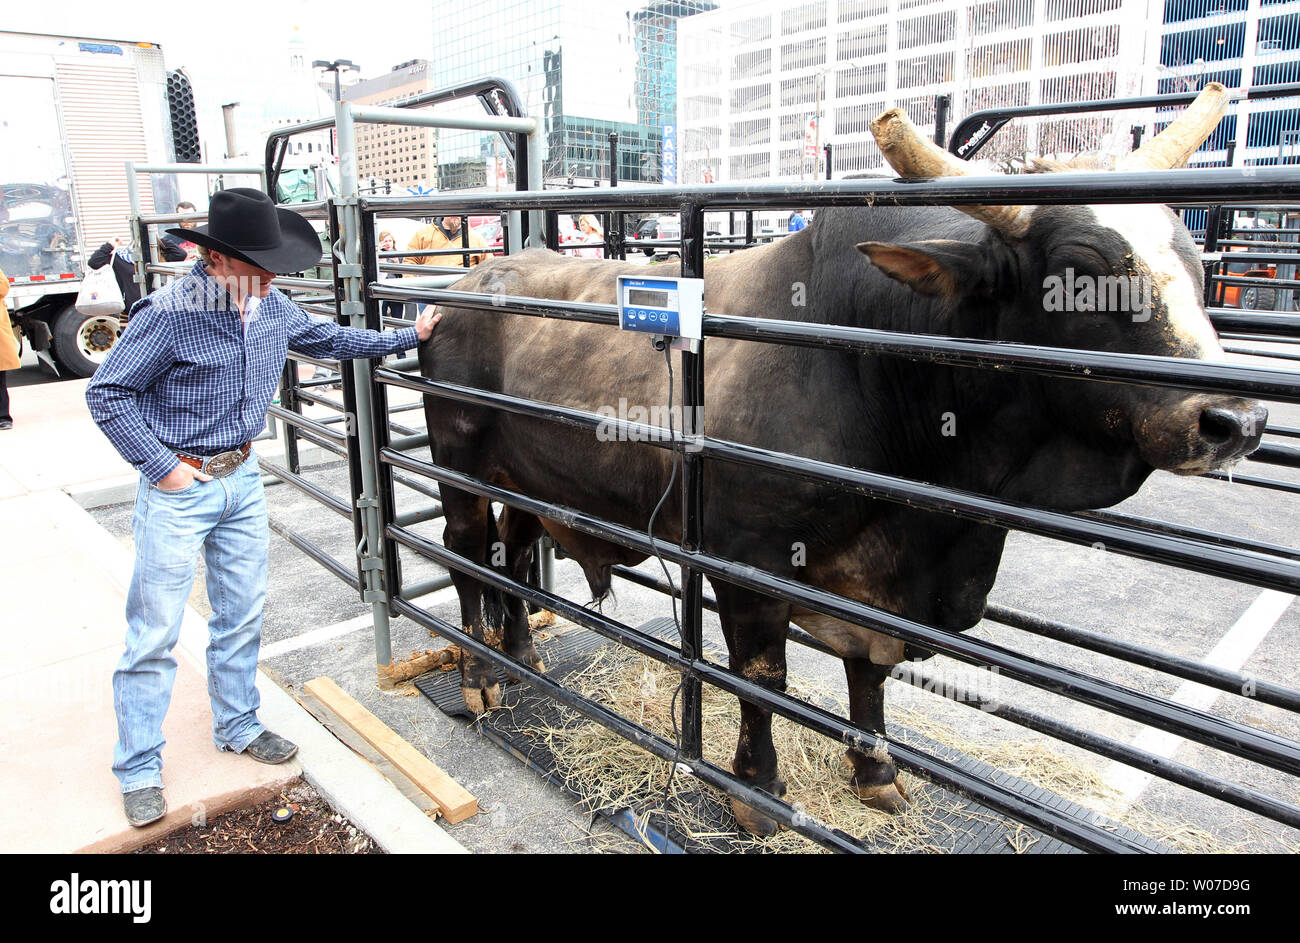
[49,873,151,924]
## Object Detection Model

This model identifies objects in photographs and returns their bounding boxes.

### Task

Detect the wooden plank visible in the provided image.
[304,676,478,823]
[296,691,440,819]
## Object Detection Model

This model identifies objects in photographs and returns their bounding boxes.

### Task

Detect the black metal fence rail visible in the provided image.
[371,368,1300,774]
[354,163,1300,853]
[376,367,1299,595]
[378,286,1300,488]
[361,166,1300,216]
[376,286,1300,401]
[377,441,1291,855]
[384,521,1147,853]
[605,562,1300,830]
[947,82,1300,160]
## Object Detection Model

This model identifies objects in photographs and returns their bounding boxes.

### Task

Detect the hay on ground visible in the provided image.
[532,646,1259,854]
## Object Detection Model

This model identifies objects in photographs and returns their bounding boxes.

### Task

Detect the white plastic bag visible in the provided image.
[75,261,124,316]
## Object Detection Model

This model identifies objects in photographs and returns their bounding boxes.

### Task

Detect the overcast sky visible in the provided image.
[8,0,437,156]
[7,0,436,84]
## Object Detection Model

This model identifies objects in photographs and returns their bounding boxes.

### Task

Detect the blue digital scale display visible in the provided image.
[616,275,704,344]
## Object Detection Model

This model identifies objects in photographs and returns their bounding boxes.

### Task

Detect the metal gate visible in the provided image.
[131,80,1300,853]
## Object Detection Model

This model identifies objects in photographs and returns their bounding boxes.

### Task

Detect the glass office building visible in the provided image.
[430,0,713,186]
[677,0,1162,185]
[1159,0,1300,165]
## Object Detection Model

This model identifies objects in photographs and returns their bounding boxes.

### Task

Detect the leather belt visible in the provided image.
[176,443,251,479]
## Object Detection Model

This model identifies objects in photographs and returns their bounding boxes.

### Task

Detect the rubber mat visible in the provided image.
[416,616,1168,854]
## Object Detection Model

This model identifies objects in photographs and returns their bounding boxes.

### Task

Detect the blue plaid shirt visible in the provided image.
[86,261,419,483]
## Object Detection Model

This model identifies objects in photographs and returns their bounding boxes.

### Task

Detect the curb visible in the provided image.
[44,489,466,855]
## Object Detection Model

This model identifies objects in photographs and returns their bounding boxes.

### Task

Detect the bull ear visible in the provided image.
[857,239,992,298]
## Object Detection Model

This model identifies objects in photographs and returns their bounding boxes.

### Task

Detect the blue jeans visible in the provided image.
[112,454,268,792]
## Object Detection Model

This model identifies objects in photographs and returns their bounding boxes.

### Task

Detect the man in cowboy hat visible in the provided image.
[86,188,440,827]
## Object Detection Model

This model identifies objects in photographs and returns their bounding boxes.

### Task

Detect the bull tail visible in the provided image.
[481,507,512,631]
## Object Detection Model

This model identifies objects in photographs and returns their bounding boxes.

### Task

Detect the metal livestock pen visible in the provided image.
[128,76,1300,853]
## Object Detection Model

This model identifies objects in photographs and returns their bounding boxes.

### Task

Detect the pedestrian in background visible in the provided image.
[788,209,808,232]
[377,230,407,322]
[404,216,487,320]
[0,264,16,430]
[404,215,488,270]
[89,234,186,324]
[574,214,605,258]
[161,201,200,261]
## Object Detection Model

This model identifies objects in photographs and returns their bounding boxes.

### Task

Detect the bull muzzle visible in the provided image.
[1197,403,1268,460]
[1144,399,1267,475]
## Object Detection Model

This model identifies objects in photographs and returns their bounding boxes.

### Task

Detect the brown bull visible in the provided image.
[417,83,1264,834]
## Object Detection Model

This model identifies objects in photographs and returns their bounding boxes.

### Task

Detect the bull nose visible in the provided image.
[1198,404,1268,455]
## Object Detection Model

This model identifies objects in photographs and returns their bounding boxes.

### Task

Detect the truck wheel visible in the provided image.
[1240,287,1277,310]
[52,305,122,378]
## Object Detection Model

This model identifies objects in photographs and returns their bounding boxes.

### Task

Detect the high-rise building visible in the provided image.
[678,0,1300,183]
[634,2,720,182]
[342,60,440,194]
[1159,0,1300,166]
[430,0,712,187]
[677,0,1168,183]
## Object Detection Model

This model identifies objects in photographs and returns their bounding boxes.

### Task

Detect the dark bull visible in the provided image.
[417,82,1264,835]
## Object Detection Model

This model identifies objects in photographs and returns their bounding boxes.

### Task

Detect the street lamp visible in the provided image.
[313,58,359,102]
[812,58,870,179]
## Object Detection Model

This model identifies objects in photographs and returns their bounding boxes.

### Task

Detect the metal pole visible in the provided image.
[608,131,624,260]
[1130,124,1145,151]
[335,100,395,672]
[526,114,545,247]
[124,162,147,295]
[1203,203,1224,306]
[934,94,950,148]
[678,201,707,763]
[280,359,301,474]
[361,219,403,616]
[824,142,833,180]
[221,103,240,158]
[540,537,555,592]
[133,215,151,300]
[508,130,525,255]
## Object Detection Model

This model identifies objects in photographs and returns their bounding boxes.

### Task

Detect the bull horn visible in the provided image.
[870,107,1031,237]
[1116,81,1230,171]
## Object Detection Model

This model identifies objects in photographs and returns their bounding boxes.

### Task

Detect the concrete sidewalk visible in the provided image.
[0,374,463,854]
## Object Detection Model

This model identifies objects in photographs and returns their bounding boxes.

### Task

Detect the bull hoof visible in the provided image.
[729,797,781,837]
[504,646,545,678]
[853,776,910,813]
[460,682,501,715]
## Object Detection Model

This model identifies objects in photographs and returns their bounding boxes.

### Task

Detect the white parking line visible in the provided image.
[259,584,462,660]
[1103,589,1295,805]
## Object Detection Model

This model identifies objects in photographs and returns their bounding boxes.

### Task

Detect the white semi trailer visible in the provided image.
[1,31,184,377]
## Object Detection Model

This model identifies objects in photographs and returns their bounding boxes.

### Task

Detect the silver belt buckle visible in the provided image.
[203,449,245,479]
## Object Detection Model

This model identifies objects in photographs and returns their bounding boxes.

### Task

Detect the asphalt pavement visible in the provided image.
[81,345,1300,854]
[11,305,1298,854]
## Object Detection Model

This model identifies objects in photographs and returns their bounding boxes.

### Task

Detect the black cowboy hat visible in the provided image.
[166,188,321,274]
